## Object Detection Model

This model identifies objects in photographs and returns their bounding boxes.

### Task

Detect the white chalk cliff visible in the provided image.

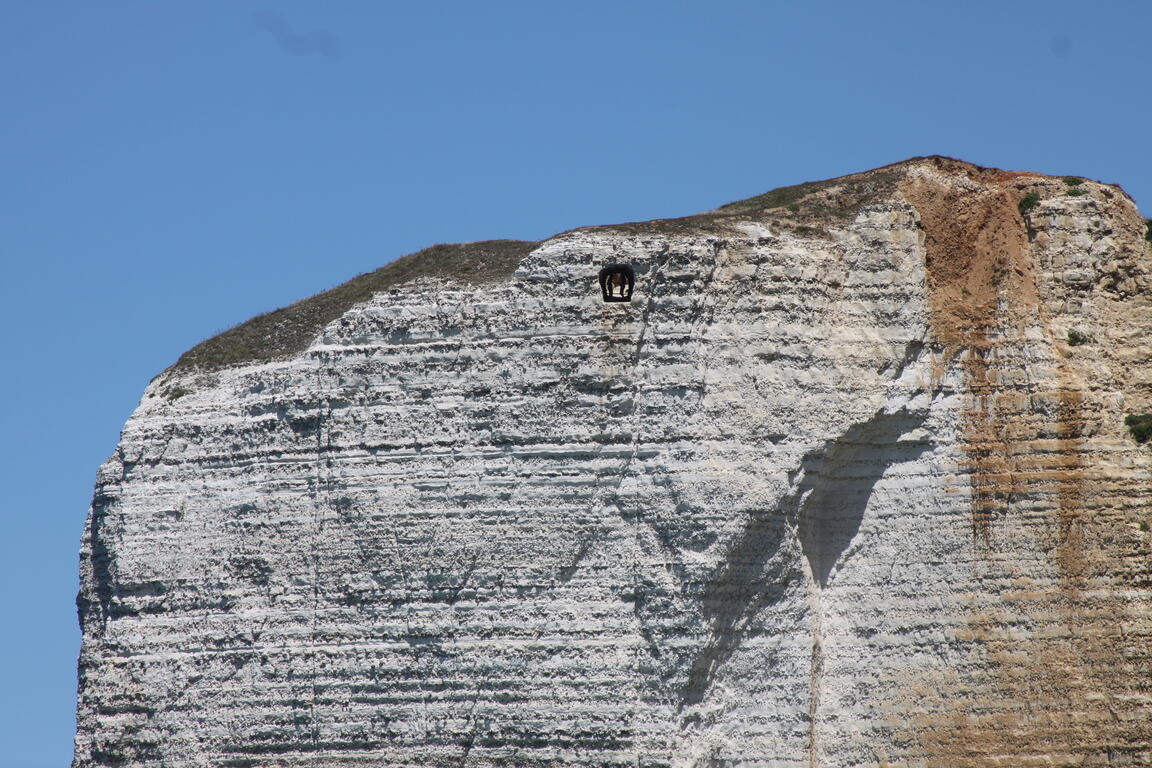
[76,158,1152,767]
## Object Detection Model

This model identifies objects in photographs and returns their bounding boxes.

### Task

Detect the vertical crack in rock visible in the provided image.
[309,364,324,753]
[681,406,931,716]
[795,406,932,768]
[622,247,673,761]
[629,245,671,370]
[689,240,727,409]
[588,243,676,762]
[806,584,822,768]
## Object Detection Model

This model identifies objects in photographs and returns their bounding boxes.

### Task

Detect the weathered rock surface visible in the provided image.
[76,157,1152,767]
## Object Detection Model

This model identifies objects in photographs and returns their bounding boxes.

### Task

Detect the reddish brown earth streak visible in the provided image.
[895,157,1152,767]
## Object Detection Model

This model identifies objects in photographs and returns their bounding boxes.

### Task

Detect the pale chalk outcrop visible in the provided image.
[76,158,1152,767]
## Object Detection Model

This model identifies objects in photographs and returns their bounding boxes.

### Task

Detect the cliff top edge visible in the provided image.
[167,156,1140,375]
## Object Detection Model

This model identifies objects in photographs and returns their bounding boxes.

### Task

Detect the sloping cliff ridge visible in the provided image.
[77,157,1152,767]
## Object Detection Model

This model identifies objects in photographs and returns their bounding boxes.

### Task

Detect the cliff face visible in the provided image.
[76,157,1152,767]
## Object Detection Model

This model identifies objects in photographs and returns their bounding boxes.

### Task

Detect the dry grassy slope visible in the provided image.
[163,157,926,374]
[170,240,539,372]
[168,156,1146,378]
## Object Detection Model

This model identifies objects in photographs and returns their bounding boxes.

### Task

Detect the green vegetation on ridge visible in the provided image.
[1126,414,1152,445]
[1067,329,1093,346]
[716,169,902,221]
[1018,192,1041,215]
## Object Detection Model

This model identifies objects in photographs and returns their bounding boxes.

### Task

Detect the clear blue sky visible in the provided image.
[1,2,1148,765]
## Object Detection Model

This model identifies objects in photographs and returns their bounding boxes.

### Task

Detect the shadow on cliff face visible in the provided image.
[78,490,115,634]
[680,407,931,709]
[797,408,932,587]
[680,505,801,710]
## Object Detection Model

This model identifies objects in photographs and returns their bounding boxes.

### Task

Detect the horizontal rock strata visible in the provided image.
[76,157,1152,767]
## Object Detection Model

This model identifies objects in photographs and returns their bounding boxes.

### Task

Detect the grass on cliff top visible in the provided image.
[171,163,899,374]
[171,240,537,373]
[168,157,991,374]
[715,168,903,221]
[592,165,908,238]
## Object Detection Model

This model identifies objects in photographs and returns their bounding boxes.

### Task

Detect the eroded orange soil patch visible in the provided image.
[893,157,1151,767]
